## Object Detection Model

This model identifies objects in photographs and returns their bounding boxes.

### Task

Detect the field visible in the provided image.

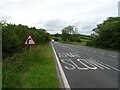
[61,39,91,46]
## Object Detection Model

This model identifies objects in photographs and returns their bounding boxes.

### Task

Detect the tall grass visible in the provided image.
[3,43,60,88]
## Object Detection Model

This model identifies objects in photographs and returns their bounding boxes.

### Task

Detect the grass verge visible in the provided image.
[3,43,60,88]
[61,39,90,46]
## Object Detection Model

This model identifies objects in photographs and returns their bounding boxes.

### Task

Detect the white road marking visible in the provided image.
[86,59,104,69]
[51,43,70,89]
[59,53,80,58]
[77,59,97,70]
[109,55,116,58]
[80,58,110,70]
[91,58,120,71]
[94,51,97,52]
[59,53,61,57]
[89,59,110,70]
[61,45,69,48]
[98,61,120,71]
[67,47,78,52]
[70,59,88,70]
[100,53,105,55]
[61,59,76,70]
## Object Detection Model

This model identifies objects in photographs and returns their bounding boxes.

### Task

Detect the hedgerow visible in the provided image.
[2,23,50,58]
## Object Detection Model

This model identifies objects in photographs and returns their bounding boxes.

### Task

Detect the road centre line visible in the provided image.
[88,59,110,70]
[90,58,120,71]
[100,53,105,55]
[88,50,91,51]
[79,58,110,70]
[84,59,104,70]
[109,55,116,58]
[51,43,70,89]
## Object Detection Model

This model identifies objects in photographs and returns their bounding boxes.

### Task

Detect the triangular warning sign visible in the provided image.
[25,34,36,46]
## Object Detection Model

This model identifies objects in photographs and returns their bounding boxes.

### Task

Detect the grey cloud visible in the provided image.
[40,18,94,34]
[43,19,67,31]
[0,0,119,35]
[40,16,108,34]
[79,29,93,35]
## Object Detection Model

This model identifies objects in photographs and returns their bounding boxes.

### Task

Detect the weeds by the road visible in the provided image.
[3,43,60,88]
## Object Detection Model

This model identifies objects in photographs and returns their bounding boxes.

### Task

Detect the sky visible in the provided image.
[0,0,119,35]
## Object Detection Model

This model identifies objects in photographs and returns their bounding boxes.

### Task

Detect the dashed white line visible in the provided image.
[100,53,105,55]
[109,55,116,58]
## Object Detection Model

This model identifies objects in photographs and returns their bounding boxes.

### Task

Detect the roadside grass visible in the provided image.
[3,43,60,88]
[61,39,91,46]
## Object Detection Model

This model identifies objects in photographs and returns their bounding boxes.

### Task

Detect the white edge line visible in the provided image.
[51,42,70,89]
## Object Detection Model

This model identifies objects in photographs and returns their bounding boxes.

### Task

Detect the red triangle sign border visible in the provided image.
[24,34,36,46]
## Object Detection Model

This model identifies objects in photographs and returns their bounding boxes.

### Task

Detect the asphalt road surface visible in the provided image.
[52,42,119,89]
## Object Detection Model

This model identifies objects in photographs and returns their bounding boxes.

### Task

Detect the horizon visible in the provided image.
[0,0,119,35]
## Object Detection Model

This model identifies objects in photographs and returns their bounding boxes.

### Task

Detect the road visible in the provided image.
[52,42,119,89]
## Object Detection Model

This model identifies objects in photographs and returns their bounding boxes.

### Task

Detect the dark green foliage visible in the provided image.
[52,37,61,41]
[79,34,92,40]
[2,23,50,58]
[87,17,120,50]
[62,25,81,42]
[69,34,81,42]
[52,33,62,37]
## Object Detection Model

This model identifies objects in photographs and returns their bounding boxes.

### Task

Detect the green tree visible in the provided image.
[62,25,81,42]
[87,17,120,50]
[2,23,50,58]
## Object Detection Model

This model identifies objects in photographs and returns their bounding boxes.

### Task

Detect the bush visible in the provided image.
[87,17,120,50]
[2,23,50,58]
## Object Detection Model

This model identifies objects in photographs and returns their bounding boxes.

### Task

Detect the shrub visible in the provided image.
[2,23,50,58]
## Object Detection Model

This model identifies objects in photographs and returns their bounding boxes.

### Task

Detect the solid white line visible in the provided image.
[51,43,70,89]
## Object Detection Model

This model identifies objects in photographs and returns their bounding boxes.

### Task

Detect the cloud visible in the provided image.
[42,19,67,33]
[0,0,119,35]
[0,14,12,22]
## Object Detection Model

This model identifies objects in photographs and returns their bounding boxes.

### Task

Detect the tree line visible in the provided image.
[1,22,50,58]
[87,17,120,50]
[56,17,120,50]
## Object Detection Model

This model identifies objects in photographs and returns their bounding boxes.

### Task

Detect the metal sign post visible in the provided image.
[30,45,31,52]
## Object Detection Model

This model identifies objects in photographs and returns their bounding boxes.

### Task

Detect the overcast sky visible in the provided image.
[0,0,119,35]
